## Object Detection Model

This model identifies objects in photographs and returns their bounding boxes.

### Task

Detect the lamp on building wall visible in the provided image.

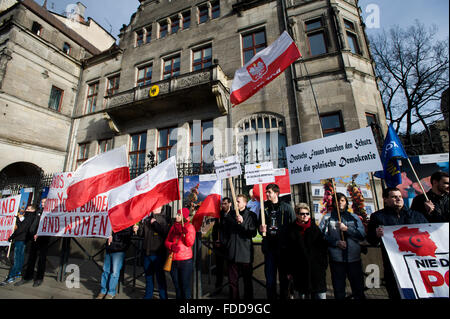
[42,70,49,79]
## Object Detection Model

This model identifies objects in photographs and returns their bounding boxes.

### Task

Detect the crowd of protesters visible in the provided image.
[0,171,448,300]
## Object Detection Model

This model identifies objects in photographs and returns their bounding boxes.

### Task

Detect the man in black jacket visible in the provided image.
[223,194,257,299]
[15,197,50,287]
[410,171,449,223]
[134,205,170,299]
[367,187,428,299]
[258,183,296,300]
[1,205,36,286]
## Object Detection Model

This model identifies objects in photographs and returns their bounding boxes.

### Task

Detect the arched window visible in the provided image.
[236,113,287,168]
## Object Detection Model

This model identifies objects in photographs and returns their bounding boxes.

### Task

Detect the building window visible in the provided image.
[182,10,191,29]
[236,113,287,168]
[136,30,144,46]
[366,112,383,148]
[107,74,120,96]
[198,4,209,24]
[344,19,360,55]
[171,15,180,33]
[85,82,99,114]
[98,139,113,154]
[192,46,212,71]
[211,0,220,19]
[63,42,71,55]
[320,112,344,137]
[159,20,168,38]
[242,30,266,65]
[190,120,214,165]
[157,127,178,164]
[314,188,320,196]
[48,86,63,112]
[76,143,90,168]
[313,203,320,213]
[137,65,152,87]
[31,22,42,36]
[163,55,180,79]
[129,132,147,169]
[145,27,152,43]
[305,18,327,56]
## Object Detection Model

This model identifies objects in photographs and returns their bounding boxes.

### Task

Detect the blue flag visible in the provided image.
[374,124,408,187]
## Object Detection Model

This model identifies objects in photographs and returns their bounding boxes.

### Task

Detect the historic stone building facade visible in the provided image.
[1,0,387,206]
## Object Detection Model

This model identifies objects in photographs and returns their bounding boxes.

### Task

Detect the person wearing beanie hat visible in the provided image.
[283,203,328,299]
[165,207,196,299]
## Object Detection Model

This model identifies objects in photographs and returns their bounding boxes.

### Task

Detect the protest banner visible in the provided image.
[382,223,449,299]
[245,162,276,237]
[37,172,111,238]
[214,155,242,219]
[0,195,20,247]
[286,127,383,185]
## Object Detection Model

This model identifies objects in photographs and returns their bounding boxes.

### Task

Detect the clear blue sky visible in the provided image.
[39,0,449,42]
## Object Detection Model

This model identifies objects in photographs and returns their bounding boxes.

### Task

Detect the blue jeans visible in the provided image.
[170,259,193,299]
[329,260,365,299]
[8,241,25,279]
[100,251,125,296]
[143,254,167,299]
[264,250,288,299]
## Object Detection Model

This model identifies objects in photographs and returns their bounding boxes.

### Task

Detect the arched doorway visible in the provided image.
[0,162,45,201]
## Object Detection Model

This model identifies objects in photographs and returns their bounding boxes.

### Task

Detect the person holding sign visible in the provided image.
[134,205,170,299]
[367,187,428,299]
[165,208,196,299]
[258,183,296,300]
[95,225,133,299]
[318,193,366,299]
[0,205,36,286]
[284,203,328,299]
[223,194,257,299]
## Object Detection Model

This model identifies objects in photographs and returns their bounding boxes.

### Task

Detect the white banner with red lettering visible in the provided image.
[0,195,20,246]
[382,223,449,299]
[37,172,111,238]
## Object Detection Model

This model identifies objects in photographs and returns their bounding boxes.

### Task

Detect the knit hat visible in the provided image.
[178,208,190,219]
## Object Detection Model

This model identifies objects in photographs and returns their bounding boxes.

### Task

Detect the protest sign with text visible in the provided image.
[37,172,111,238]
[382,223,449,299]
[214,155,242,179]
[245,162,275,185]
[0,195,20,246]
[286,127,383,184]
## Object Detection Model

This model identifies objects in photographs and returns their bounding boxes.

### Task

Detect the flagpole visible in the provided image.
[331,178,344,241]
[406,158,429,202]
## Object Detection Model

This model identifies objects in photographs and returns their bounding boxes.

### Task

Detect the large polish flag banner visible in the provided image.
[107,156,180,232]
[66,146,130,211]
[192,175,222,232]
[230,31,301,106]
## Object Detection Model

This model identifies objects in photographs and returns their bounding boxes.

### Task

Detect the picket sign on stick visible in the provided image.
[6,214,17,258]
[214,155,243,221]
[244,162,275,237]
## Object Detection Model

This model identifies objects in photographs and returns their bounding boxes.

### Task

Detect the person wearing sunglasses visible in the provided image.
[283,203,328,299]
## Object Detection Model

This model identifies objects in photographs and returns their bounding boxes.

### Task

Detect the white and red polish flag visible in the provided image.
[107,156,180,232]
[192,178,222,232]
[65,145,130,211]
[230,31,301,106]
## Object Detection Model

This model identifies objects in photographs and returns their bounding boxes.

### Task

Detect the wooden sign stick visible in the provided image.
[259,183,266,237]
[227,177,241,221]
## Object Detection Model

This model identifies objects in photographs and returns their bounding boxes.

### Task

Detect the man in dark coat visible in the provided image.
[367,187,428,299]
[223,194,257,299]
[285,203,328,299]
[410,171,449,223]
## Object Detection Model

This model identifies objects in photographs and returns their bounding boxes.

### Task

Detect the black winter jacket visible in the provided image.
[138,211,170,256]
[106,226,133,253]
[9,211,36,242]
[222,208,257,264]
[410,191,449,223]
[283,221,328,294]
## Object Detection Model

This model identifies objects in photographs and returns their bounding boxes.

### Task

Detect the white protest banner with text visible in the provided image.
[214,155,242,179]
[245,162,275,185]
[37,172,111,238]
[382,223,449,299]
[0,195,20,246]
[286,127,383,184]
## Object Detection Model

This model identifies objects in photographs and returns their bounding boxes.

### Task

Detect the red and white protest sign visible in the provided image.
[0,195,20,246]
[37,172,111,238]
[382,223,449,299]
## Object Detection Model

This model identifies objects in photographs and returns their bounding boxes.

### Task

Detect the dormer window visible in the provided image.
[31,22,42,36]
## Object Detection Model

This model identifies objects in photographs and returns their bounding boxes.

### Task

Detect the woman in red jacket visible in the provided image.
[165,207,196,299]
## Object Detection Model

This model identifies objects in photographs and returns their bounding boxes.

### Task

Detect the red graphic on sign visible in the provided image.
[393,226,437,257]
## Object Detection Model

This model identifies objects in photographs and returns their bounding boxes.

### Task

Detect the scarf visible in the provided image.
[296,218,311,237]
